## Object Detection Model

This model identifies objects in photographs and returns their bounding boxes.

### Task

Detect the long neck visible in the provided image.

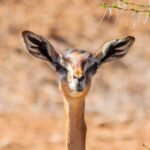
[64,97,87,150]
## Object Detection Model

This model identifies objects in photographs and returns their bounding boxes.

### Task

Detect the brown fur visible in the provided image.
[59,80,89,150]
[22,31,135,150]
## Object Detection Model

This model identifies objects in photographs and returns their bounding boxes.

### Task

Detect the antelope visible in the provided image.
[22,31,135,150]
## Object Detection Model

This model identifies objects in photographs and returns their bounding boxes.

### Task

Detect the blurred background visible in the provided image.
[0,0,150,149]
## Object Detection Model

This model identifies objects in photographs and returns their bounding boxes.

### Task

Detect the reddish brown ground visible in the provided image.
[0,0,150,149]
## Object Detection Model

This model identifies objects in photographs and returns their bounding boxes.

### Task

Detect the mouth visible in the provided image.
[69,85,84,92]
[75,84,84,92]
[76,89,83,92]
[76,87,84,92]
[68,81,85,92]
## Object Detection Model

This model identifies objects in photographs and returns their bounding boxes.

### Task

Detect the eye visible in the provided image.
[86,62,98,75]
[55,62,67,74]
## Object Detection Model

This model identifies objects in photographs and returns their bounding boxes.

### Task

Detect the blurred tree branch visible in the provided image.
[100,0,150,26]
[100,0,150,14]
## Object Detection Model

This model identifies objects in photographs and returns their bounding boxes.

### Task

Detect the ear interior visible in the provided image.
[95,36,135,64]
[22,31,59,63]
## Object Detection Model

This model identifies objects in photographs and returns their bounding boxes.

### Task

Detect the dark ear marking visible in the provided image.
[114,39,129,48]
[22,30,60,65]
[29,35,53,62]
[95,36,135,65]
[22,30,68,75]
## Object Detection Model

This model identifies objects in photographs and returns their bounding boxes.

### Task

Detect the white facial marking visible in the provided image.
[66,64,85,91]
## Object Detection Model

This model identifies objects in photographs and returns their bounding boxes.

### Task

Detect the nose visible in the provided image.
[73,75,84,81]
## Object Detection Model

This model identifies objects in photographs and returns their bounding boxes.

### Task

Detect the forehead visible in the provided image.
[63,49,92,63]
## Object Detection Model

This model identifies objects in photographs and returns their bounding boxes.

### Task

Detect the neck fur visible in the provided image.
[64,97,86,150]
[59,81,90,150]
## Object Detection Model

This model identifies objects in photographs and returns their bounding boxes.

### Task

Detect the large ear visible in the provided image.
[95,36,135,65]
[22,30,59,65]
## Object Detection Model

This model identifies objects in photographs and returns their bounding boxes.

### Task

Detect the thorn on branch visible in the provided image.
[100,1,150,14]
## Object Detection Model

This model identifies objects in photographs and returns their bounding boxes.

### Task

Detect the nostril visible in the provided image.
[78,76,84,81]
[73,76,77,79]
[73,75,84,81]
